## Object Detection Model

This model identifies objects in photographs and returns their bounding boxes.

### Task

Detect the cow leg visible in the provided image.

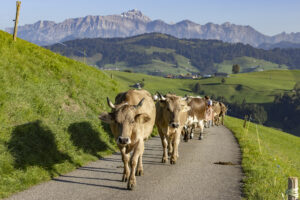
[199,120,204,140]
[183,126,189,142]
[158,128,168,163]
[190,125,194,139]
[170,132,180,164]
[136,146,144,176]
[168,137,173,157]
[120,147,130,182]
[128,140,143,190]
[221,115,225,125]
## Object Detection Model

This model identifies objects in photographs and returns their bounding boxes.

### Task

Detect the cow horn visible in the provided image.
[134,98,145,109]
[107,97,115,109]
[157,91,166,101]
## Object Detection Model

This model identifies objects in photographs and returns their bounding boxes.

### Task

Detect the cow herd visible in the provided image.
[99,89,227,190]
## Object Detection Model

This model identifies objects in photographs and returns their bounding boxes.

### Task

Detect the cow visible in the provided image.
[183,97,207,141]
[155,93,190,164]
[99,89,156,190]
[212,101,227,125]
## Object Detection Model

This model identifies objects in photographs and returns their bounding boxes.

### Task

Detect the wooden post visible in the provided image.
[288,177,298,200]
[243,115,248,128]
[13,1,21,41]
[83,49,86,64]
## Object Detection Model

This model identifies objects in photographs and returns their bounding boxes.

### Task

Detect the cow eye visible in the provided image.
[130,120,135,124]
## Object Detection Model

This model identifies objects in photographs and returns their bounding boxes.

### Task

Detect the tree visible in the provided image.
[193,82,201,93]
[294,81,300,92]
[221,78,226,84]
[232,64,240,74]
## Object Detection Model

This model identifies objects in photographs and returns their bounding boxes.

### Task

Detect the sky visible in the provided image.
[1,0,300,36]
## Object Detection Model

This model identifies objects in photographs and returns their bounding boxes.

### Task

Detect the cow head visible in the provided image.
[158,93,190,129]
[99,97,150,146]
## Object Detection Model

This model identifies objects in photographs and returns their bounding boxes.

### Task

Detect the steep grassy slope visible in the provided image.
[224,116,300,200]
[105,70,300,103]
[0,31,119,198]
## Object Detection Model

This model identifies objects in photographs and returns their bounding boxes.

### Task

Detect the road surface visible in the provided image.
[7,125,242,200]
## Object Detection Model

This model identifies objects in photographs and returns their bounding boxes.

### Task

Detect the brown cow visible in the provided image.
[212,101,227,125]
[99,89,156,190]
[156,93,190,164]
[185,97,207,140]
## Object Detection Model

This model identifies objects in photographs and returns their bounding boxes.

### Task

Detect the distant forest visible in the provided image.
[46,33,300,73]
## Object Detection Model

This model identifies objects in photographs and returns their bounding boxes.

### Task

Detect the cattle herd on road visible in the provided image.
[99,89,227,190]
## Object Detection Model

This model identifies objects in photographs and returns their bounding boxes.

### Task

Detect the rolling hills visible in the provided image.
[46,33,300,75]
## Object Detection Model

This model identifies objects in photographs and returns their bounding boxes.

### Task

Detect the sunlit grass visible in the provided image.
[0,30,119,198]
[224,116,300,200]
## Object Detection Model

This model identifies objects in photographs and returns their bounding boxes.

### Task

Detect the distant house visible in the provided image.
[203,74,212,78]
[214,72,228,77]
[131,82,142,89]
[165,74,174,78]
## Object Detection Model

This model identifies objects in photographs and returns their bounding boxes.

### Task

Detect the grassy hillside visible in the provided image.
[216,56,289,73]
[0,31,120,198]
[224,116,300,200]
[105,70,300,103]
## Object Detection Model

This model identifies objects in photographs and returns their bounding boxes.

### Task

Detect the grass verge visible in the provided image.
[224,116,300,200]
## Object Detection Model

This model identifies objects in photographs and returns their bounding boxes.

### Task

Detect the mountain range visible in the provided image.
[5,9,300,47]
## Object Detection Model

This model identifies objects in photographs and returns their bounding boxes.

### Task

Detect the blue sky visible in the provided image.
[1,0,300,35]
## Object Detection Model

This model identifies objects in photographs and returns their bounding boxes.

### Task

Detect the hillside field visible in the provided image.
[0,31,120,198]
[104,70,300,103]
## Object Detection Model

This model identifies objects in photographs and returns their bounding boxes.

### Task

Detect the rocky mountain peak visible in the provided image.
[120,9,151,22]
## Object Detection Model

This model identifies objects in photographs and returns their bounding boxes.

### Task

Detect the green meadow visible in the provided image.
[105,69,300,103]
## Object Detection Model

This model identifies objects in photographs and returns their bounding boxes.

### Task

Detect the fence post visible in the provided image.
[13,1,21,41]
[243,115,248,128]
[288,177,298,200]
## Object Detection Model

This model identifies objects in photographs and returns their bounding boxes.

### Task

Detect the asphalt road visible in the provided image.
[6,125,242,200]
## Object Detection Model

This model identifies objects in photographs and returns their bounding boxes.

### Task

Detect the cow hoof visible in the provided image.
[127,180,136,190]
[162,157,167,163]
[170,160,176,165]
[122,174,129,182]
[136,169,144,176]
[199,135,203,140]
[190,134,194,139]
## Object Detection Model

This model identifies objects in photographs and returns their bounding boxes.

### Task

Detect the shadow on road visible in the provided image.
[78,166,123,175]
[52,178,127,190]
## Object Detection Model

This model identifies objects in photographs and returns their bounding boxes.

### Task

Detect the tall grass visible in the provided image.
[224,116,300,200]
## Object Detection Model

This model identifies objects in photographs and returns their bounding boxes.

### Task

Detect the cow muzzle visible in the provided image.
[117,136,131,145]
[170,122,179,129]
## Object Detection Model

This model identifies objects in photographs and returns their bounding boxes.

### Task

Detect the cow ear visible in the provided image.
[135,113,151,123]
[99,112,113,124]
